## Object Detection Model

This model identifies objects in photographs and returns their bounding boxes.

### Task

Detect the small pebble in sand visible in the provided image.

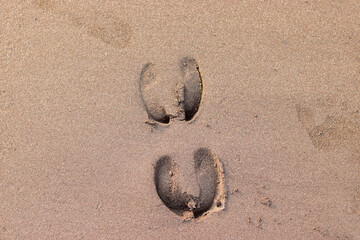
[259,196,272,207]
[256,217,262,228]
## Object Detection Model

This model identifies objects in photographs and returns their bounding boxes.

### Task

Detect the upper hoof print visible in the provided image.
[140,57,203,124]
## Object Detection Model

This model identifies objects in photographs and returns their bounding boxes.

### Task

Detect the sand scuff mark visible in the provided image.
[32,0,132,49]
[296,104,360,152]
[296,102,360,219]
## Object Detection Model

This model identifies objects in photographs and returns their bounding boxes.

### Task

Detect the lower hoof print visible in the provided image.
[154,148,226,220]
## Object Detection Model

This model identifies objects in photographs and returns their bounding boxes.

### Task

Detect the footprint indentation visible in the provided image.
[154,148,225,219]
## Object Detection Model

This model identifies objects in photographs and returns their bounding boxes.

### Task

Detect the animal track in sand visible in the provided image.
[140,57,203,124]
[154,148,226,220]
[141,58,223,219]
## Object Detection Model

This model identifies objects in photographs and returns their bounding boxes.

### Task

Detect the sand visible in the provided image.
[1,0,360,239]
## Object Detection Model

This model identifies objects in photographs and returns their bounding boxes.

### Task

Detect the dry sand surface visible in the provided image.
[1,0,360,239]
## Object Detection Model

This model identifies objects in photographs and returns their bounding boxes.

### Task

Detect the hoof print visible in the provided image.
[154,148,225,220]
[140,63,170,124]
[140,57,203,124]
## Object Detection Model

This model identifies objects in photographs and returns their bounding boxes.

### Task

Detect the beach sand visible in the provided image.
[1,0,360,239]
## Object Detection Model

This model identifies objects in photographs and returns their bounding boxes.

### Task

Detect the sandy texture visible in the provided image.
[1,0,360,239]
